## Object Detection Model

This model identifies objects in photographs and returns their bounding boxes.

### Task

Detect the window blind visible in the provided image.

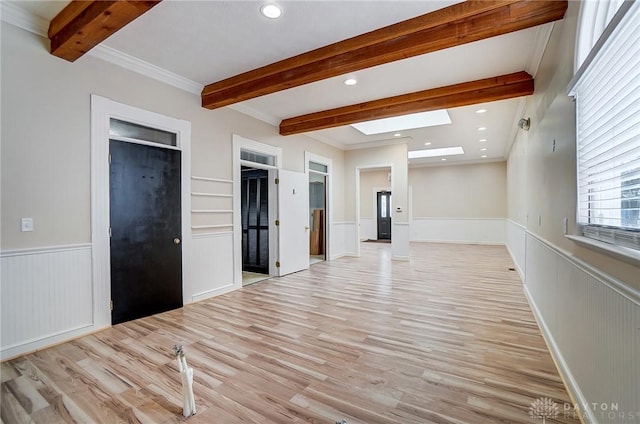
[570,1,640,249]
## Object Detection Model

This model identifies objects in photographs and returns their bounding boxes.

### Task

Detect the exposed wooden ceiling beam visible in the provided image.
[49,1,162,62]
[279,72,534,136]
[202,0,566,110]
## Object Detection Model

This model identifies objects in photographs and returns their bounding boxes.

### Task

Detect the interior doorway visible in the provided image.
[377,191,392,240]
[109,140,183,324]
[241,167,270,283]
[309,172,327,264]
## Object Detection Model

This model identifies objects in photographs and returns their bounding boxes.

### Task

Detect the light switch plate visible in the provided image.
[21,218,34,232]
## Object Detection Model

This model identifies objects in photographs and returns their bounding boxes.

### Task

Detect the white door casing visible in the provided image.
[277,169,310,276]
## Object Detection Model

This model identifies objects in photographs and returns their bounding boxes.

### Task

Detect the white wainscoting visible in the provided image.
[189,232,235,302]
[359,218,376,241]
[392,222,410,261]
[506,219,526,280]
[1,244,95,360]
[330,222,357,259]
[410,218,506,245]
[523,233,639,424]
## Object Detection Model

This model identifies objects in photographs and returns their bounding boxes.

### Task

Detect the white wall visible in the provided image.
[506,2,639,422]
[359,170,390,240]
[0,21,345,358]
[409,162,507,244]
[345,145,409,260]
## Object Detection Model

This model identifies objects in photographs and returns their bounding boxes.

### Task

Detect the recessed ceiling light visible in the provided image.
[441,158,447,161]
[480,147,487,151]
[408,146,464,159]
[260,4,282,18]
[476,109,487,114]
[394,133,402,137]
[479,138,487,142]
[424,142,432,146]
[351,109,451,135]
[478,126,487,131]
[344,78,358,86]
[481,155,487,158]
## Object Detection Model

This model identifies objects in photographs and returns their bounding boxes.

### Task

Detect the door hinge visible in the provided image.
[109,227,112,237]
[275,220,280,226]
[275,178,279,184]
[275,261,281,268]
[110,300,113,311]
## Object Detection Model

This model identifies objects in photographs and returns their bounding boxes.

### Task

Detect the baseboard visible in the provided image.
[506,244,525,282]
[411,239,504,246]
[522,285,594,424]
[191,283,236,303]
[1,323,109,362]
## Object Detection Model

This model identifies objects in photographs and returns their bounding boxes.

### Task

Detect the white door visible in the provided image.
[278,169,309,276]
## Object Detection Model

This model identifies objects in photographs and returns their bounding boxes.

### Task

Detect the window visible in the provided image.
[240,149,276,167]
[109,118,177,146]
[569,1,640,251]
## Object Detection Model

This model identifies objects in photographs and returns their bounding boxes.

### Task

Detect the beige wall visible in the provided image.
[0,23,344,250]
[359,170,390,219]
[506,1,638,288]
[409,162,507,218]
[344,144,408,223]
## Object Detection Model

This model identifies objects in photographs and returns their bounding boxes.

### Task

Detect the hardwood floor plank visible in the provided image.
[1,242,580,423]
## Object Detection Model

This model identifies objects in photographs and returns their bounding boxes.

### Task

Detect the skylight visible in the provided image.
[408,146,464,159]
[351,110,451,135]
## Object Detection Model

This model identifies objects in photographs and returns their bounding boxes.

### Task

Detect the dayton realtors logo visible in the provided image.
[529,397,560,423]
[529,397,639,422]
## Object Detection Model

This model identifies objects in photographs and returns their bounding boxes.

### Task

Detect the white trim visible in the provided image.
[305,151,334,262]
[232,135,283,287]
[526,23,555,77]
[192,224,233,230]
[90,45,203,95]
[191,192,233,198]
[107,135,181,151]
[0,2,48,37]
[228,103,280,127]
[191,284,236,303]
[566,234,640,266]
[508,219,527,230]
[332,221,357,225]
[0,243,91,258]
[356,164,395,256]
[1,324,108,362]
[528,231,639,306]
[411,217,505,221]
[408,157,506,169]
[91,95,192,328]
[191,176,233,184]
[192,210,233,214]
[343,137,411,151]
[192,231,233,239]
[522,285,598,424]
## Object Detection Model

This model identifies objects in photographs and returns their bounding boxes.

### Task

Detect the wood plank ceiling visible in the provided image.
[47,0,567,135]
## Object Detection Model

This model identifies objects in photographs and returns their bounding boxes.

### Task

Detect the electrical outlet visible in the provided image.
[21,218,34,232]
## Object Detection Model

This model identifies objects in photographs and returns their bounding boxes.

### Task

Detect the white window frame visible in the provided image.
[568,1,640,263]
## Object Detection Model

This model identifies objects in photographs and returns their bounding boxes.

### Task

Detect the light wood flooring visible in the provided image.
[1,243,580,423]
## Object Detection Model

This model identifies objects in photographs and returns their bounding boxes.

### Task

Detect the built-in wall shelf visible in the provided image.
[191,192,233,198]
[192,210,233,214]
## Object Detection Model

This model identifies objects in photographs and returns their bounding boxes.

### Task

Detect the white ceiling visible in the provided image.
[14,0,552,165]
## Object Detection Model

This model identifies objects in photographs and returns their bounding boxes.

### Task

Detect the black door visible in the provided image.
[241,167,269,274]
[377,191,392,240]
[109,141,182,325]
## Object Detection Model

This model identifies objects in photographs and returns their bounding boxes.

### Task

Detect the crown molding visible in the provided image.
[227,103,280,127]
[1,1,48,37]
[526,22,555,78]
[90,45,203,95]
